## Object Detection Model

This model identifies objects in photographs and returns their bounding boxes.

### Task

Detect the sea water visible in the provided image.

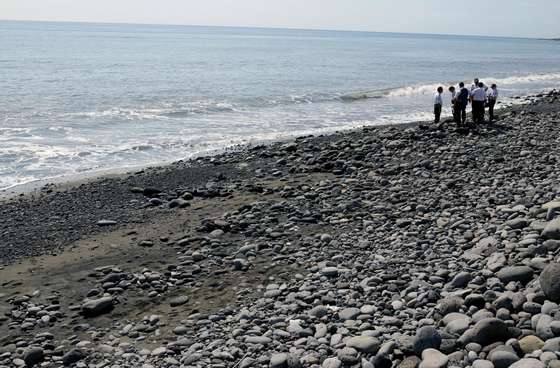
[1,20,560,190]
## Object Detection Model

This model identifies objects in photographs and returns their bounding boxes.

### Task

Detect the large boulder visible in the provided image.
[540,263,560,302]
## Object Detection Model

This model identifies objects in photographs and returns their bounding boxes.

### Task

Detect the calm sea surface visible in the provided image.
[1,21,560,189]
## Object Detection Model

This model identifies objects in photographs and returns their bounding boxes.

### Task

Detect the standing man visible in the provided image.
[471,78,488,92]
[434,86,444,126]
[456,82,469,126]
[471,78,480,92]
[470,82,486,124]
[487,84,498,122]
[449,86,459,125]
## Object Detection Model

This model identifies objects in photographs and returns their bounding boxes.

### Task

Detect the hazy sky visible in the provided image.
[2,0,559,38]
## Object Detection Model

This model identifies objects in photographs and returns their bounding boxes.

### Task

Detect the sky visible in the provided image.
[1,0,559,38]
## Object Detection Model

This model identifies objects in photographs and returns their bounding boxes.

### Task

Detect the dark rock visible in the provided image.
[63,349,84,366]
[459,318,511,346]
[81,297,114,317]
[413,326,442,355]
[496,266,534,284]
[23,347,44,367]
[540,263,560,302]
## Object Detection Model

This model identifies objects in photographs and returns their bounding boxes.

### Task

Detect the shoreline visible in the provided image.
[0,92,539,202]
[0,89,559,367]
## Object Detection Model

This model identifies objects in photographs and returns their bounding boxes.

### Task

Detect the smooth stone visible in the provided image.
[459,318,510,346]
[81,297,114,317]
[496,266,534,284]
[270,353,301,368]
[507,218,528,230]
[321,267,339,277]
[398,356,421,368]
[62,349,84,366]
[419,349,448,368]
[413,326,442,354]
[246,336,272,345]
[97,219,117,226]
[339,308,361,321]
[449,272,472,288]
[472,360,494,368]
[540,263,560,302]
[322,357,342,368]
[542,337,560,352]
[518,335,545,354]
[23,347,44,367]
[169,296,189,307]
[345,336,381,354]
[536,314,554,340]
[510,358,545,368]
[489,349,519,368]
[542,218,560,240]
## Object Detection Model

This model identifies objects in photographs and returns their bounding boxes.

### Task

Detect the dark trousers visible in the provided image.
[459,105,467,124]
[488,99,496,121]
[472,101,485,123]
[452,104,459,124]
[434,104,442,124]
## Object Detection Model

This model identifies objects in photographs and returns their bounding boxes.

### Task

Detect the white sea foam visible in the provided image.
[344,72,560,100]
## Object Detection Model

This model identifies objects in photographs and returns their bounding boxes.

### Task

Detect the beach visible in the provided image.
[1,90,560,367]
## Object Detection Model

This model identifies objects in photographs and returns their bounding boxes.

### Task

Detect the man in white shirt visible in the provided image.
[434,86,443,125]
[487,84,498,122]
[470,82,487,124]
[449,85,461,126]
[471,78,488,92]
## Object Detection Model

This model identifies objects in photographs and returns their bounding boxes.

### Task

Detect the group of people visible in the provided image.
[434,78,499,127]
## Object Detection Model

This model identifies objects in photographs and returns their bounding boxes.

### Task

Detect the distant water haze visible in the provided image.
[1,21,560,190]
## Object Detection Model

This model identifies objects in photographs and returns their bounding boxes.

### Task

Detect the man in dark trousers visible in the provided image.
[449,86,459,125]
[487,84,498,122]
[470,82,486,124]
[456,82,469,126]
[434,86,443,125]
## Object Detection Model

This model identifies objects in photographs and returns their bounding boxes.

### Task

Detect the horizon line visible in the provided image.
[0,18,550,40]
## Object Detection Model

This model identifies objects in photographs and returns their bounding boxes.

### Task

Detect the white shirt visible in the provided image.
[488,88,498,99]
[450,91,457,102]
[470,87,486,102]
[434,93,443,105]
[471,82,488,91]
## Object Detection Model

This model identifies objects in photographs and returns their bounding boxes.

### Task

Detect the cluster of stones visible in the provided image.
[1,91,560,367]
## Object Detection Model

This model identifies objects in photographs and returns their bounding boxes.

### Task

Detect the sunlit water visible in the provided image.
[1,21,560,189]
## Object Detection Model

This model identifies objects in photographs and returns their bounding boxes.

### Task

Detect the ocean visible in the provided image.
[1,20,560,190]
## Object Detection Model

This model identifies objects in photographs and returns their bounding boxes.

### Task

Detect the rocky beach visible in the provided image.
[1,90,560,368]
